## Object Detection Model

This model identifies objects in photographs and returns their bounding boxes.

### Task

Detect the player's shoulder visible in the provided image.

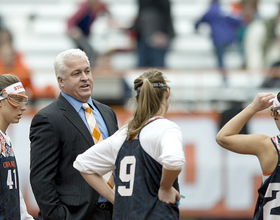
[152,118,180,129]
[155,117,177,125]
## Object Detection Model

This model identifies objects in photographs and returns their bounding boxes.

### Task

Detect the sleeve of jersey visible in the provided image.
[20,190,34,220]
[73,127,127,176]
[158,122,185,171]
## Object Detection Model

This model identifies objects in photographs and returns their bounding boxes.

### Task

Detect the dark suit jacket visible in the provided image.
[29,94,118,220]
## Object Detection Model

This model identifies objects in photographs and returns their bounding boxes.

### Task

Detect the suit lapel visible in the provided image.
[93,99,114,135]
[57,95,94,146]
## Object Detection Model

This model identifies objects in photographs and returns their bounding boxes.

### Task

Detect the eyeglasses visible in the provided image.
[0,92,28,107]
[271,106,280,120]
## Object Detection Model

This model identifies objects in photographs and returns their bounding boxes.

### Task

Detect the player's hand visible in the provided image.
[250,93,275,112]
[158,186,180,204]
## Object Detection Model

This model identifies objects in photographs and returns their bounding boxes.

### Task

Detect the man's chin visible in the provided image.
[79,94,92,102]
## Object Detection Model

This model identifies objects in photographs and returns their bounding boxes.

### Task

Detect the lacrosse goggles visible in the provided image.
[271,106,280,120]
[271,92,280,120]
[0,82,28,107]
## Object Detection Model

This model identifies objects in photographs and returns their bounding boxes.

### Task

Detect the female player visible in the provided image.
[216,92,280,219]
[0,74,34,219]
[74,69,185,220]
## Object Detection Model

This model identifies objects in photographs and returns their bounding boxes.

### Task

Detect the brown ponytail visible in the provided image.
[127,69,169,141]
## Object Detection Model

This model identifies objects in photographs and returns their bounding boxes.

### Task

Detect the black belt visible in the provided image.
[96,202,113,210]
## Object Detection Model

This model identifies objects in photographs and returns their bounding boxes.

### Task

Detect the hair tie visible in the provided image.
[136,82,168,94]
[151,83,167,88]
[143,78,149,82]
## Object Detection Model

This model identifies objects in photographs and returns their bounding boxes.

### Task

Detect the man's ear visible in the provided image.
[57,76,64,88]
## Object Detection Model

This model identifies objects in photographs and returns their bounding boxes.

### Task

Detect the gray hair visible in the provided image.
[54,48,90,79]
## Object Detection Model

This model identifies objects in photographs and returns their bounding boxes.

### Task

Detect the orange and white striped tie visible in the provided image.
[82,103,114,189]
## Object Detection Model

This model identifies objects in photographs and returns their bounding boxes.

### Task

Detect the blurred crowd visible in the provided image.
[195,0,280,86]
[1,0,280,103]
[65,0,174,69]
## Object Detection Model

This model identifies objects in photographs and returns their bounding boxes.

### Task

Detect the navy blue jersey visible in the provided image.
[113,120,180,220]
[0,133,20,220]
[254,135,280,219]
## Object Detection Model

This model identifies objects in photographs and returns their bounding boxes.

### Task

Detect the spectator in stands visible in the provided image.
[228,0,260,68]
[0,28,57,102]
[0,28,36,101]
[0,44,35,101]
[261,3,280,67]
[261,5,280,88]
[195,0,241,85]
[67,0,110,66]
[240,0,267,69]
[130,0,175,68]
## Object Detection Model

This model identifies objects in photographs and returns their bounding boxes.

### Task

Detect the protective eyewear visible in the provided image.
[0,92,28,107]
[271,106,280,120]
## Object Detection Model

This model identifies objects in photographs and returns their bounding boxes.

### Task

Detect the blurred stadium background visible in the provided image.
[1,0,280,219]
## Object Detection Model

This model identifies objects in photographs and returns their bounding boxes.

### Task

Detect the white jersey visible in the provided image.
[74,117,185,176]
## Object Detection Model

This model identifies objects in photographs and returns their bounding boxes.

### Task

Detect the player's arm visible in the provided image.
[158,122,185,204]
[216,93,274,156]
[73,130,124,205]
[20,190,34,220]
[216,93,279,174]
[80,172,115,204]
[158,168,181,204]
